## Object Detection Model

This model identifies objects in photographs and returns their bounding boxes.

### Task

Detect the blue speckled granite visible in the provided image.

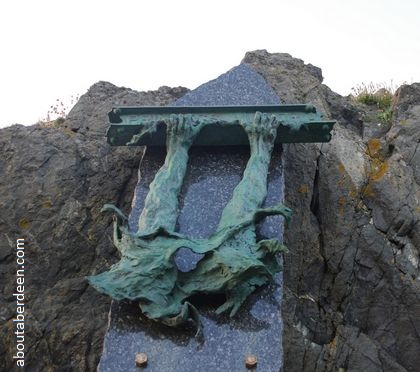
[99,65,285,371]
[174,64,281,106]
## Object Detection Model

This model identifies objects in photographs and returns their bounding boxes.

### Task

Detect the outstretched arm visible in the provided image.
[137,114,204,234]
[217,112,279,230]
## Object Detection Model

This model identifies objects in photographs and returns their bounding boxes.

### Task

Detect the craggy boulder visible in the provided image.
[0,82,187,371]
[244,49,419,372]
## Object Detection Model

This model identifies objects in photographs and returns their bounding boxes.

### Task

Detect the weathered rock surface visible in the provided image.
[1,50,418,371]
[0,83,187,371]
[244,49,419,372]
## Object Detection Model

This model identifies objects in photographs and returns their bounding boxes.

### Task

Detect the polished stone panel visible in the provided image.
[99,63,285,371]
[100,145,284,372]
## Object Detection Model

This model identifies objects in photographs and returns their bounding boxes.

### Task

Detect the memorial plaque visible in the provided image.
[94,64,335,371]
[99,145,284,372]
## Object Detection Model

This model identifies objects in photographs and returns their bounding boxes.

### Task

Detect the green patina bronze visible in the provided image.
[88,106,335,332]
[107,104,335,146]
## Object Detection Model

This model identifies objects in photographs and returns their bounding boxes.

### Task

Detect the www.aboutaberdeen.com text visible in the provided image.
[13,238,25,367]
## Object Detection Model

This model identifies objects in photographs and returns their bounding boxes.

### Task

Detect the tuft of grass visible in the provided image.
[351,82,395,109]
[38,94,80,126]
[351,82,398,125]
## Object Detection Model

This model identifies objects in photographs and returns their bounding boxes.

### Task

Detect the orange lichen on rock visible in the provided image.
[348,188,358,199]
[42,200,53,209]
[361,183,375,198]
[337,196,347,215]
[18,217,31,229]
[338,164,346,173]
[367,138,382,158]
[365,138,389,186]
[298,185,309,194]
[328,334,339,352]
[338,196,347,206]
[370,160,389,181]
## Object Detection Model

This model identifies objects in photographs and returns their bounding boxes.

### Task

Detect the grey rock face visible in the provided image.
[242,50,324,104]
[388,83,420,185]
[64,82,189,137]
[243,50,419,372]
[0,84,187,371]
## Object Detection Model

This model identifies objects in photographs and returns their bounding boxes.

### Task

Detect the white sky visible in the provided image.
[1,0,419,128]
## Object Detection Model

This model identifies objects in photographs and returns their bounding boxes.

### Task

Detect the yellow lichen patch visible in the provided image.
[367,138,382,158]
[348,188,358,199]
[298,185,309,194]
[338,196,347,215]
[338,196,347,206]
[42,200,53,209]
[362,183,375,198]
[365,138,389,184]
[18,218,31,229]
[328,334,339,351]
[63,127,76,137]
[338,164,346,173]
[370,160,389,181]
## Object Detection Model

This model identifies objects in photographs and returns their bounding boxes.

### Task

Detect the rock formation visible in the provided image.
[0,83,188,371]
[243,50,419,372]
[0,50,418,371]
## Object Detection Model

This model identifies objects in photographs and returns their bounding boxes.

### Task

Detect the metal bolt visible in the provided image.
[245,354,257,368]
[135,353,148,367]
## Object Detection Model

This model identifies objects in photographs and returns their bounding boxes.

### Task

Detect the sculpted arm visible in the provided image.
[138,114,204,234]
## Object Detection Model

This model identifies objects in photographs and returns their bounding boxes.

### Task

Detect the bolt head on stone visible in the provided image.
[245,354,257,368]
[135,353,148,367]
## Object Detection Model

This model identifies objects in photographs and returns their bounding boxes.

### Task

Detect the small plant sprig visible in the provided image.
[351,81,396,110]
[40,94,80,124]
[351,81,401,126]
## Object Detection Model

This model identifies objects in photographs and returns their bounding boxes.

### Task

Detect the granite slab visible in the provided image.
[98,63,285,371]
[99,145,284,372]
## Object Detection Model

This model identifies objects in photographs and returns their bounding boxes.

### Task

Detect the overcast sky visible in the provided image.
[1,0,419,128]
